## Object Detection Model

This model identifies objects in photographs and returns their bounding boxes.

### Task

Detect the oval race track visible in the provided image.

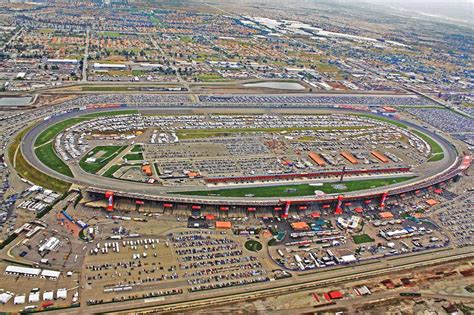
[20,106,461,205]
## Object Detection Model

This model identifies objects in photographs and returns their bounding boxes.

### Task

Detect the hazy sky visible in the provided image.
[362,0,474,23]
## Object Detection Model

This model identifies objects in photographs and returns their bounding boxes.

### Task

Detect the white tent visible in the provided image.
[56,288,67,300]
[43,291,54,301]
[14,295,26,305]
[5,265,41,277]
[0,293,13,304]
[41,269,61,280]
[28,292,40,303]
[341,254,357,263]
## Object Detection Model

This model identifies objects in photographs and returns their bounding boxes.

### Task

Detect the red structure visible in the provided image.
[282,201,291,218]
[335,195,343,215]
[105,191,114,211]
[379,192,388,208]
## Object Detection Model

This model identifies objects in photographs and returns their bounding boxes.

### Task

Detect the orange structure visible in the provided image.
[341,151,359,164]
[371,151,389,163]
[142,165,152,176]
[291,221,310,231]
[187,171,200,178]
[379,211,394,219]
[215,221,232,229]
[308,152,326,166]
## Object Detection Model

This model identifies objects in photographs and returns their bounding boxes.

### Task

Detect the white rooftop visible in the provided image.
[13,295,26,305]
[43,291,54,301]
[56,288,67,300]
[0,292,13,304]
[29,292,40,303]
[41,269,61,279]
[341,254,357,263]
[5,265,41,276]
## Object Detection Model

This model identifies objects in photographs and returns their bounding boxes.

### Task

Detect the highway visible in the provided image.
[19,106,460,203]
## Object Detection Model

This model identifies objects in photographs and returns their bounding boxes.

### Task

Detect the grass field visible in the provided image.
[356,113,408,129]
[35,143,73,177]
[103,164,123,178]
[34,110,138,146]
[8,125,71,193]
[98,31,122,37]
[123,152,143,161]
[179,35,193,43]
[352,234,375,244]
[411,130,444,155]
[194,73,226,82]
[7,123,36,164]
[80,145,127,174]
[428,153,444,162]
[150,15,162,27]
[131,145,142,152]
[15,143,71,193]
[175,176,415,198]
[35,117,90,147]
[244,240,263,252]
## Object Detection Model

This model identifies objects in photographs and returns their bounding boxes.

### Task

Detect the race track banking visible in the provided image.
[20,106,460,203]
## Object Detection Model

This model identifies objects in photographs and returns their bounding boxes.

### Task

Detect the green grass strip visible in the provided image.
[175,176,415,198]
[35,142,73,177]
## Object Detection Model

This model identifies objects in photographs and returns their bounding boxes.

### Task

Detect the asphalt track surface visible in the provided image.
[21,106,459,202]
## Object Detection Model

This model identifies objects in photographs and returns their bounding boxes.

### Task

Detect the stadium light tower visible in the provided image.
[339,166,346,182]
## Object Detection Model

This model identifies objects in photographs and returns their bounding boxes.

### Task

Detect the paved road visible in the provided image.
[81,29,90,82]
[20,107,459,202]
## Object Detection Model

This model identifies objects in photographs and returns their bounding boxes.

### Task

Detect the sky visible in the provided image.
[362,0,474,23]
